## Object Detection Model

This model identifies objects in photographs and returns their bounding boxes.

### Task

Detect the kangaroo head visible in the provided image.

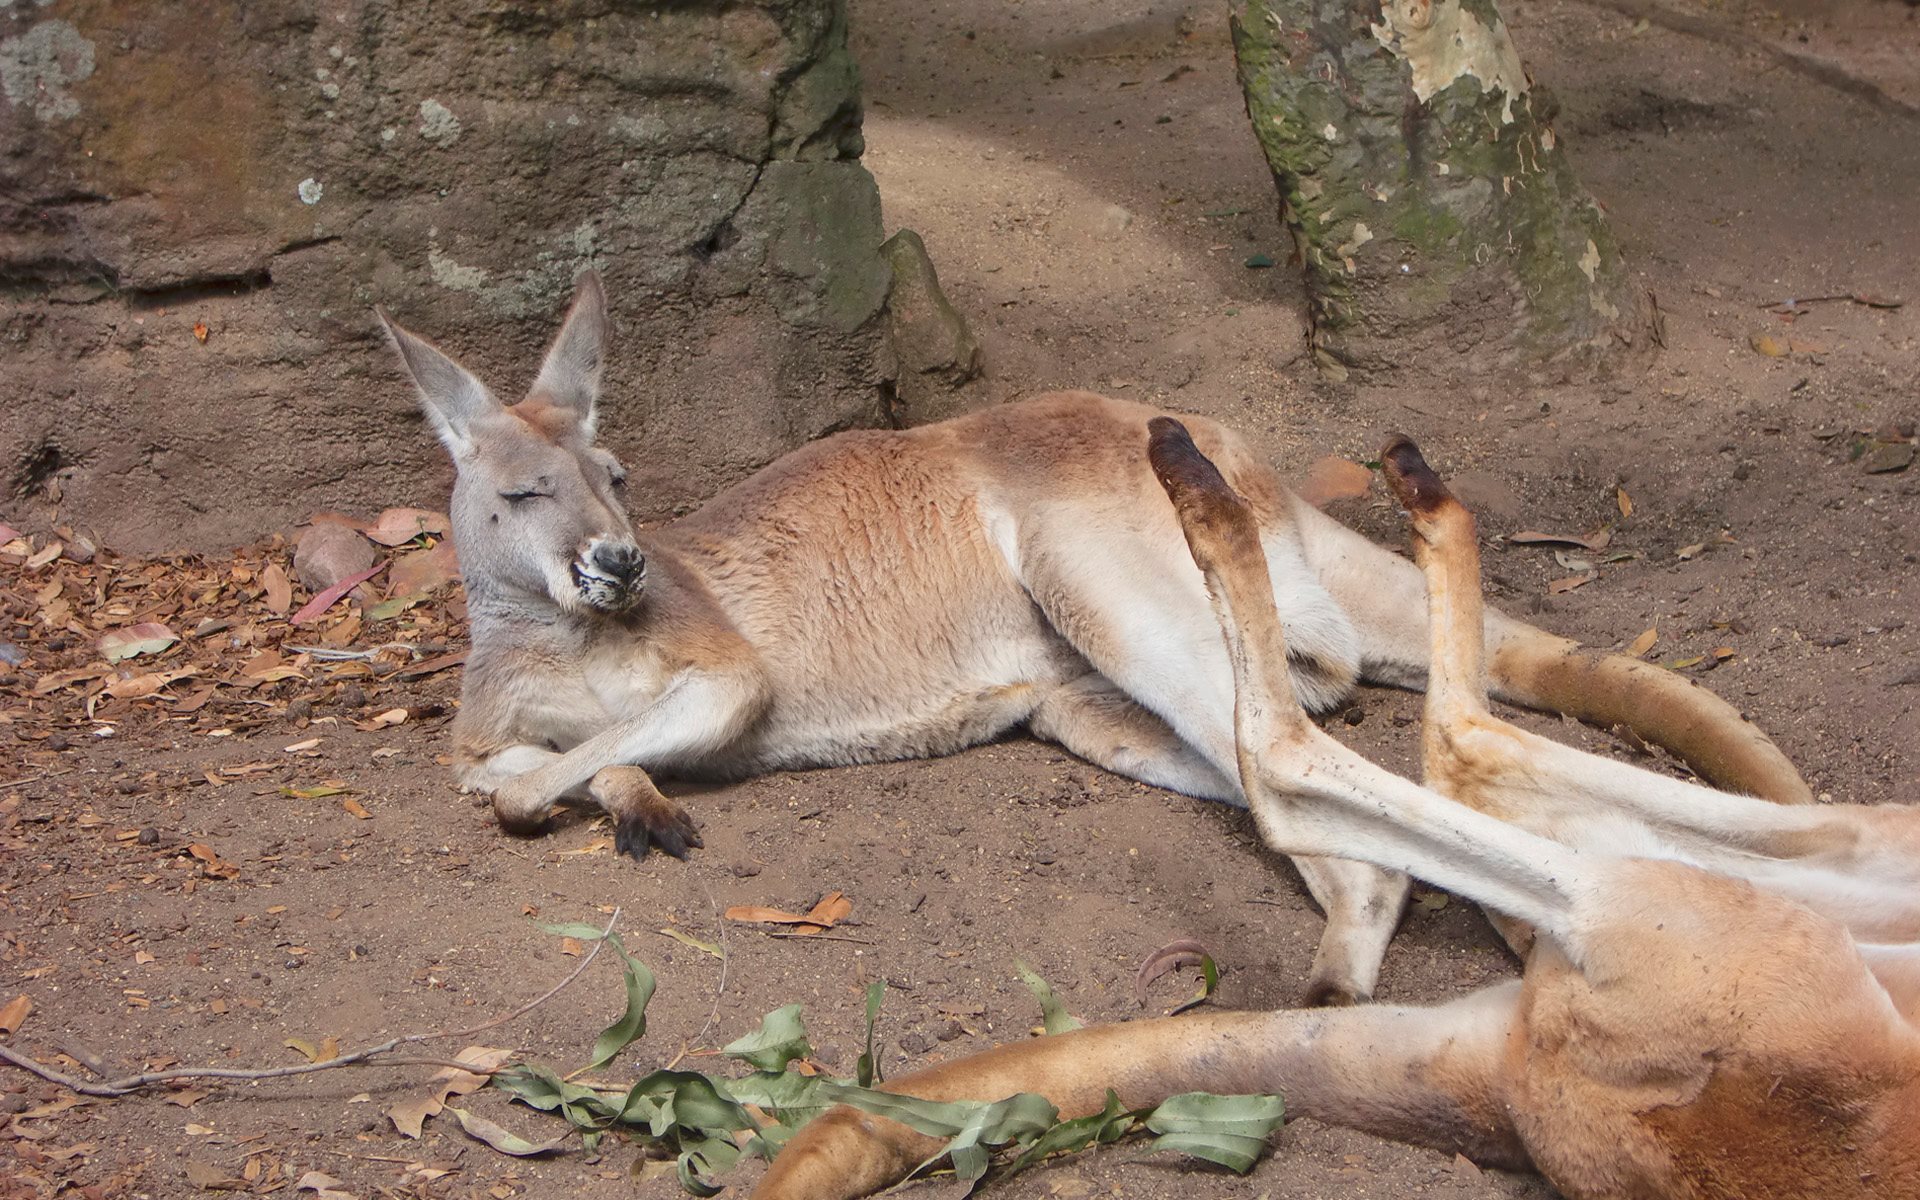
[377,272,647,617]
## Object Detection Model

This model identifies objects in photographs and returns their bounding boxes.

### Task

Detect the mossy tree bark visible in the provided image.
[1232,0,1648,378]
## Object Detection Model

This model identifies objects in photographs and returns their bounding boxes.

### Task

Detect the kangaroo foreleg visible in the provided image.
[473,668,763,858]
[753,986,1526,1200]
[461,746,704,860]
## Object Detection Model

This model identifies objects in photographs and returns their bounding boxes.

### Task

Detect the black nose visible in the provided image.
[592,542,644,582]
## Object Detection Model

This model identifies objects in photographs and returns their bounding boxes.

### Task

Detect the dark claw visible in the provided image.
[614,817,653,861]
[613,811,702,862]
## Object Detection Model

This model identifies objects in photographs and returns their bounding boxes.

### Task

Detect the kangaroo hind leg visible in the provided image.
[1028,671,1239,802]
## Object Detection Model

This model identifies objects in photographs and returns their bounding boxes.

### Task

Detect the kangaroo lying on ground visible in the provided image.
[378,271,1809,1006]
[754,424,1920,1200]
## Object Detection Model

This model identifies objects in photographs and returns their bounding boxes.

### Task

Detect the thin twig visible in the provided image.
[0,908,622,1098]
[765,932,875,945]
[0,768,81,790]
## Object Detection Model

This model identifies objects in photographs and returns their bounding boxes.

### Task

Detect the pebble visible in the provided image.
[138,828,159,845]
[898,1032,932,1055]
[339,684,367,709]
[287,698,313,722]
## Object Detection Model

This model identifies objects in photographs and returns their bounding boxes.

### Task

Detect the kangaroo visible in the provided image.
[753,425,1920,1200]
[378,271,1811,1007]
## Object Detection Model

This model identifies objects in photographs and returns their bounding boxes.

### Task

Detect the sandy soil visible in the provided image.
[2,1,1916,1198]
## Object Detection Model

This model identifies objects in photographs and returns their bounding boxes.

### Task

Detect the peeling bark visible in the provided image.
[1232,0,1648,378]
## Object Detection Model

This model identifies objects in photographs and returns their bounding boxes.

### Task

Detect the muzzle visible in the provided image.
[572,536,647,613]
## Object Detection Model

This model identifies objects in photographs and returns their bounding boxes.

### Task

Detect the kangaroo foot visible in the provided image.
[590,766,704,861]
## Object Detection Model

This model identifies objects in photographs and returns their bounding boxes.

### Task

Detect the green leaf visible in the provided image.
[367,594,426,621]
[1168,952,1220,1016]
[910,1090,1062,1183]
[636,1070,757,1137]
[1014,960,1083,1035]
[1007,1089,1137,1174]
[584,933,656,1071]
[722,1004,811,1073]
[1141,1091,1286,1172]
[857,980,885,1088]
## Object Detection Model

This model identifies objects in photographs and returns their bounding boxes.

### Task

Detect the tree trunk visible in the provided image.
[1231,0,1648,379]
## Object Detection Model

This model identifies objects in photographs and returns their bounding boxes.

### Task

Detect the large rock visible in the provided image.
[1,1,893,551]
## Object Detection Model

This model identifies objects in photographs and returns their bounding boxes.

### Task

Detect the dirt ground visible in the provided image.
[3,1,1917,1198]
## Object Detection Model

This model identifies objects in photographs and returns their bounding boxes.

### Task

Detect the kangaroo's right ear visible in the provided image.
[376,308,500,458]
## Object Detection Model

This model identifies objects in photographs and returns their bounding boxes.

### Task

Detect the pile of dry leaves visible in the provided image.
[0,510,469,783]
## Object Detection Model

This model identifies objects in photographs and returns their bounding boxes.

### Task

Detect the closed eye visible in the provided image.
[499,488,551,503]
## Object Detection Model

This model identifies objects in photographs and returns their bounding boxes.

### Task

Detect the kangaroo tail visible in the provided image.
[1484,620,1813,805]
[1290,500,1813,807]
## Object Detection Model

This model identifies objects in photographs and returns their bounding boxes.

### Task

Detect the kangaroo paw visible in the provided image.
[592,767,702,862]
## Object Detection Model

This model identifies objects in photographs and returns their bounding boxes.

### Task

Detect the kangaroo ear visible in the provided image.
[376,308,499,458]
[528,270,609,435]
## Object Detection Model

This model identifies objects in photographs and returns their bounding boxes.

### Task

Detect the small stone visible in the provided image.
[287,698,313,722]
[338,684,367,709]
[898,1032,932,1055]
[936,1021,964,1042]
[46,733,70,752]
[294,524,375,593]
[0,1094,30,1114]
[730,861,762,878]
[1343,706,1366,726]
[114,778,141,795]
[138,827,159,845]
[1861,441,1915,474]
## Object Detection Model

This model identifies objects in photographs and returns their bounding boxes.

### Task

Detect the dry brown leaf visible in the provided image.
[186,1159,247,1189]
[295,1169,355,1199]
[362,508,452,547]
[1749,331,1790,357]
[341,797,372,820]
[99,622,178,662]
[1615,487,1633,519]
[1548,571,1598,594]
[1626,627,1658,659]
[725,891,852,934]
[363,707,410,729]
[283,1036,341,1064]
[388,539,461,596]
[0,993,32,1034]
[387,1044,515,1138]
[1511,527,1612,552]
[1676,542,1706,561]
[105,667,201,700]
[192,319,210,344]
[261,563,292,615]
[1294,456,1374,508]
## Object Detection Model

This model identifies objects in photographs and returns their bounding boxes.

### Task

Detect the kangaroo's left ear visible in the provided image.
[529,269,609,436]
